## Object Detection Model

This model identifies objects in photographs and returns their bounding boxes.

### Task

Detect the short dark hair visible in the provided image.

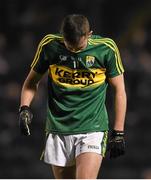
[60,14,90,45]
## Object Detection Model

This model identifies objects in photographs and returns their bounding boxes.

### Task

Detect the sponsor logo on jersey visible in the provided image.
[49,65,106,88]
[86,56,95,67]
[55,67,95,86]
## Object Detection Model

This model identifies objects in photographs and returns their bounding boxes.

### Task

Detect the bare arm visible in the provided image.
[20,69,43,107]
[108,74,127,131]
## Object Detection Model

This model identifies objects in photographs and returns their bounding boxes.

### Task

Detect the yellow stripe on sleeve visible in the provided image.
[31,34,62,68]
[88,38,124,74]
[102,38,124,73]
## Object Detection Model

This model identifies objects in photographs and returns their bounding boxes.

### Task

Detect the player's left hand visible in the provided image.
[108,130,125,159]
[19,106,33,136]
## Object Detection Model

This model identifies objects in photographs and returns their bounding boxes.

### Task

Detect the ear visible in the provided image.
[88,30,93,37]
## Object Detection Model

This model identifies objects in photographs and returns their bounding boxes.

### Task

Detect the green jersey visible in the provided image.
[31,34,124,134]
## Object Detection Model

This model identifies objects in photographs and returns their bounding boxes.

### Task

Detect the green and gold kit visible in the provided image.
[31,34,124,134]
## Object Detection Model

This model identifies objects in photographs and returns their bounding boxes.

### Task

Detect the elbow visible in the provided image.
[23,79,38,91]
[115,88,127,100]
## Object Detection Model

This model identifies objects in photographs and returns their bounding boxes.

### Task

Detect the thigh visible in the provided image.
[76,152,103,179]
[51,165,76,179]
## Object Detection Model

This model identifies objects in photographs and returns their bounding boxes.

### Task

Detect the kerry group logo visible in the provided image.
[49,65,106,88]
[86,56,95,67]
[54,67,95,86]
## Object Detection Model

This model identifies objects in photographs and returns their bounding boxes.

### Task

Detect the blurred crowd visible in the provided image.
[0,0,151,178]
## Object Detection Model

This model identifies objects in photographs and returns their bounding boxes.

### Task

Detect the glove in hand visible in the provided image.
[19,106,33,136]
[108,130,125,159]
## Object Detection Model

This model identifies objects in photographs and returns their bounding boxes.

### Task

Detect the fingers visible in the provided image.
[19,117,31,136]
[109,141,125,159]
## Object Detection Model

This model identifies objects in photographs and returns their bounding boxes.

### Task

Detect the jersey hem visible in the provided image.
[45,128,109,135]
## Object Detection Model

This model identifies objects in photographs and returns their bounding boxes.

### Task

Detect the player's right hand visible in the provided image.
[19,106,33,136]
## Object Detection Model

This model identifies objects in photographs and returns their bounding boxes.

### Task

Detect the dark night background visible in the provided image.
[0,0,151,178]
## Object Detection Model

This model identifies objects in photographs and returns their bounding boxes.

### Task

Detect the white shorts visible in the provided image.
[44,131,108,167]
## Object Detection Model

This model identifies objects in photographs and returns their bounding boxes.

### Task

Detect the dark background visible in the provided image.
[0,0,151,178]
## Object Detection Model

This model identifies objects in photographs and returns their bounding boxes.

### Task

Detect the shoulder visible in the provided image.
[38,34,63,46]
[89,35,119,52]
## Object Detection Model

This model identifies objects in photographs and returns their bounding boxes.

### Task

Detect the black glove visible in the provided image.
[108,130,125,159]
[19,106,33,136]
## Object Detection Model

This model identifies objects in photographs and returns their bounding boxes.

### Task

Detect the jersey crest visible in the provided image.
[86,56,95,67]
